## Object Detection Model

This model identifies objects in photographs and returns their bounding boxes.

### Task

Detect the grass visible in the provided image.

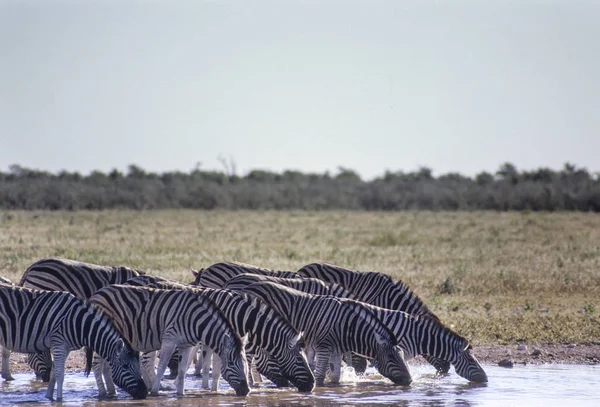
[1,210,599,345]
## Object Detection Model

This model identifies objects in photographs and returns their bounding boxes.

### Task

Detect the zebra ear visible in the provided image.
[115,339,125,354]
[191,268,203,278]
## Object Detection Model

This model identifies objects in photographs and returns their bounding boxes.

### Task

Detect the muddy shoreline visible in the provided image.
[5,343,600,379]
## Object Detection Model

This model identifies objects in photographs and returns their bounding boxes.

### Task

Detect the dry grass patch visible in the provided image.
[1,210,598,344]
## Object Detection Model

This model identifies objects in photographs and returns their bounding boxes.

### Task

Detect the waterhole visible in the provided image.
[0,364,598,406]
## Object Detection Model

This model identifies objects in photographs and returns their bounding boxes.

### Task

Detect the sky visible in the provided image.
[1,0,599,180]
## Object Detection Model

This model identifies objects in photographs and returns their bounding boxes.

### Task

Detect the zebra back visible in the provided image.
[20,258,143,300]
[191,262,301,288]
[298,263,437,320]
[225,273,354,298]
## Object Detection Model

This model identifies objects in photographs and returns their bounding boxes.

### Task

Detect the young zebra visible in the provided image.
[298,263,451,374]
[239,281,412,387]
[191,262,301,288]
[124,276,315,393]
[88,285,250,396]
[0,285,147,401]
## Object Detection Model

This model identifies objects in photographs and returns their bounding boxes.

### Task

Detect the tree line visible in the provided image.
[1,162,599,211]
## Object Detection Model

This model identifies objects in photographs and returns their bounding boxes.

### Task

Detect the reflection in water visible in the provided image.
[1,365,599,407]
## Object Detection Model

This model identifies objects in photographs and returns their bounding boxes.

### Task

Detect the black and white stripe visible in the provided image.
[298,263,450,373]
[0,277,14,381]
[239,281,412,386]
[191,262,301,289]
[225,273,355,298]
[0,285,146,401]
[14,258,145,385]
[20,258,143,299]
[125,276,315,392]
[88,285,250,396]
[364,305,488,383]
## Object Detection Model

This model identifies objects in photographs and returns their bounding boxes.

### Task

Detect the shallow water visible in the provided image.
[1,364,598,407]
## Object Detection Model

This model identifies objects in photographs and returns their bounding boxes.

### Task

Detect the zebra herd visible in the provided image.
[0,258,488,401]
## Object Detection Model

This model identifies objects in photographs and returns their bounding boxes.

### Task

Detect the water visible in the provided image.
[1,364,598,407]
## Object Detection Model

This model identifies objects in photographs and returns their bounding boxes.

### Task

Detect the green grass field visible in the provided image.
[1,210,598,345]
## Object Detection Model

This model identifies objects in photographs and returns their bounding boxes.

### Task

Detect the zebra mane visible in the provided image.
[413,313,469,346]
[336,297,399,346]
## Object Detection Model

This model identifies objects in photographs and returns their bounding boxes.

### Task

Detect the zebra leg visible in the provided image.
[151,343,177,396]
[102,358,116,396]
[174,346,193,396]
[91,354,108,398]
[47,346,68,401]
[1,346,14,381]
[164,349,179,380]
[328,352,343,384]
[141,351,157,390]
[313,350,330,387]
[192,344,203,376]
[248,355,262,386]
[201,346,213,390]
[211,354,222,392]
[306,347,316,371]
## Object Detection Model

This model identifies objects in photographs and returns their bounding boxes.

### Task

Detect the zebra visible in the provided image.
[224,273,355,298]
[191,262,301,289]
[19,257,144,299]
[223,273,365,381]
[88,285,250,396]
[124,275,315,392]
[0,277,15,381]
[297,262,451,374]
[237,281,488,383]
[12,258,147,382]
[239,281,412,387]
[365,304,488,383]
[0,284,147,401]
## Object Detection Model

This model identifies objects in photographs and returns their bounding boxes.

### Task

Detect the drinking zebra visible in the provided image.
[239,281,412,386]
[12,258,146,382]
[191,262,301,288]
[297,262,451,374]
[124,275,315,392]
[88,285,250,396]
[0,284,147,401]
[234,279,488,383]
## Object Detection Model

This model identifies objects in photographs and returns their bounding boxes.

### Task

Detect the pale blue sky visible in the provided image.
[1,0,598,179]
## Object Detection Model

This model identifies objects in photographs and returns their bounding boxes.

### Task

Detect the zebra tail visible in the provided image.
[84,346,93,377]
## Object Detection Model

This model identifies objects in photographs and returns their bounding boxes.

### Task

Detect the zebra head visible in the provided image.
[449,340,488,383]
[219,333,250,396]
[106,339,148,399]
[26,352,52,382]
[278,332,315,393]
[372,331,412,386]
